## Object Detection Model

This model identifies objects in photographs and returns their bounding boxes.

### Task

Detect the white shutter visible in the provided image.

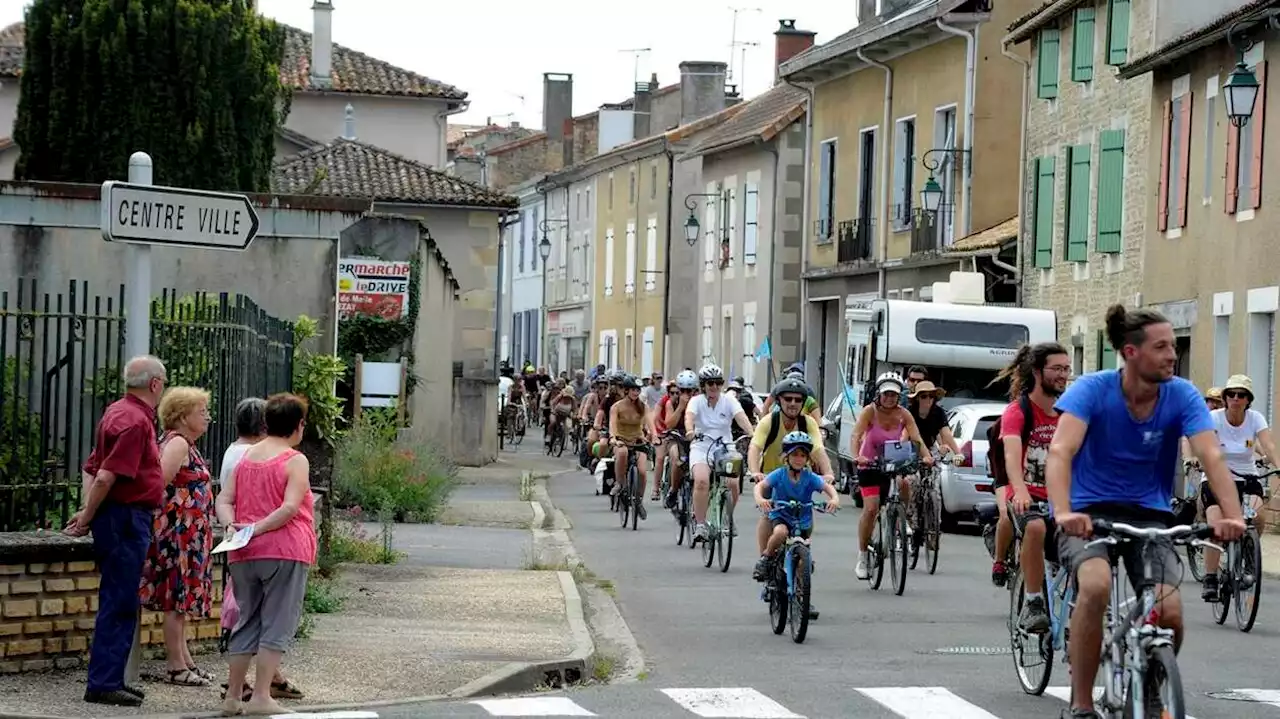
[645,218,658,290]
[580,230,591,298]
[727,187,738,267]
[604,228,615,296]
[624,221,636,294]
[743,182,759,265]
[741,316,756,387]
[701,306,714,363]
[703,182,717,270]
[642,326,655,376]
[893,120,907,224]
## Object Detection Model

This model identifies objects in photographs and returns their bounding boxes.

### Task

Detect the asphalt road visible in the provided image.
[376,456,1280,718]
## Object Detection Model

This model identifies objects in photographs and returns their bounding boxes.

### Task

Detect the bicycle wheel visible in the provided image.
[909,493,923,571]
[1008,565,1053,695]
[1128,645,1185,719]
[789,544,811,644]
[1212,546,1232,625]
[683,484,697,551]
[869,514,886,591]
[553,428,566,457]
[511,414,525,446]
[889,505,908,596]
[629,465,640,531]
[1235,529,1262,633]
[923,491,942,575]
[718,490,734,573]
[702,482,718,567]
[1186,542,1205,583]
[618,476,631,528]
[769,557,788,635]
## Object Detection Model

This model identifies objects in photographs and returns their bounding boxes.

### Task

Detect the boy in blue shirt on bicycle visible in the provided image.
[753,431,840,580]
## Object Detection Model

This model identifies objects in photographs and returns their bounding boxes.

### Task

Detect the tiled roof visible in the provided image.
[0,22,466,100]
[272,137,516,208]
[277,126,322,150]
[447,124,487,147]
[945,216,1018,254]
[1119,0,1280,79]
[681,84,807,158]
[487,82,681,157]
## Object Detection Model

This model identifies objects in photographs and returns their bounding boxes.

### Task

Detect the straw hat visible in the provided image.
[1223,375,1254,400]
[1204,386,1223,401]
[909,380,947,399]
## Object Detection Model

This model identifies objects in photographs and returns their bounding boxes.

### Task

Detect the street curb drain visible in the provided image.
[921,646,1012,655]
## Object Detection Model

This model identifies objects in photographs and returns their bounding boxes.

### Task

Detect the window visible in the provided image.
[629,169,636,205]
[1096,129,1125,253]
[1227,56,1267,214]
[859,129,876,221]
[531,207,540,270]
[518,211,527,272]
[1214,314,1230,385]
[642,327,655,376]
[933,106,958,245]
[1205,78,1218,203]
[741,311,756,387]
[608,174,614,210]
[743,182,760,264]
[624,221,636,293]
[513,313,524,364]
[703,181,719,270]
[1064,144,1091,262]
[585,188,591,216]
[915,319,1029,349]
[604,227,615,296]
[576,190,582,219]
[902,288,914,301]
[1072,7,1095,82]
[1247,310,1276,421]
[1033,156,1056,268]
[893,117,916,228]
[720,307,734,370]
[1096,330,1117,370]
[650,163,658,199]
[817,139,837,240]
[624,329,634,373]
[645,218,658,291]
[1106,0,1131,66]
[1158,87,1193,231]
[1037,27,1061,99]
[598,329,617,367]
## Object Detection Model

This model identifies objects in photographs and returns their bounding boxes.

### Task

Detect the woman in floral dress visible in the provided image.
[139,386,215,687]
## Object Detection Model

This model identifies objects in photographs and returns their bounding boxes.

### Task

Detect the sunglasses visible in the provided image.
[704,380,724,386]
[779,395,804,404]
[1224,390,1249,400]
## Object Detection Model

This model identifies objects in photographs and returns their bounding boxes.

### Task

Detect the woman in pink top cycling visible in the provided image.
[214,393,315,717]
[849,373,933,579]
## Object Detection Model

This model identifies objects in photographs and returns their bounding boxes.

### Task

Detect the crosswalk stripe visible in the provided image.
[471,696,597,716]
[856,687,1003,718]
[1222,689,1280,707]
[1045,687,1198,719]
[660,687,805,718]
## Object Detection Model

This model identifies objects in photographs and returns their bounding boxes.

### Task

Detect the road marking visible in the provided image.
[1217,689,1280,707]
[471,696,596,716]
[660,687,804,718]
[1045,687,1198,718]
[856,687,1001,718]
[271,713,378,719]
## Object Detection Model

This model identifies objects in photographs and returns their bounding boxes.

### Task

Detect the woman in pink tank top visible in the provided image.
[849,373,934,580]
[214,393,314,716]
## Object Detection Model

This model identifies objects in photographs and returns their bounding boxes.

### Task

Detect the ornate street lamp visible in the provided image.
[1223,16,1275,128]
[683,193,724,247]
[919,148,967,216]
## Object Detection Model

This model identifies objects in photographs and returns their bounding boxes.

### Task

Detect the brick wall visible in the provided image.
[0,557,223,674]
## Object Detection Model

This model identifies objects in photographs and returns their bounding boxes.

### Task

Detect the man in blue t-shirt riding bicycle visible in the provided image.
[1046,304,1245,719]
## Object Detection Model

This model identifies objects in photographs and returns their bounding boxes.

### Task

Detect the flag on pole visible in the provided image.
[754,336,772,362]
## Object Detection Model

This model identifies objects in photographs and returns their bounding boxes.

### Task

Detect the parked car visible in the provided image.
[938,401,1007,527]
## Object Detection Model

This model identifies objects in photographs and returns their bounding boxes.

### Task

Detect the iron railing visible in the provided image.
[0,279,295,532]
[837,218,874,264]
[909,204,955,256]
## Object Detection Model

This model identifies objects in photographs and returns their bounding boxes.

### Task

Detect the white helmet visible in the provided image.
[697,363,724,383]
[874,372,905,398]
[675,369,698,390]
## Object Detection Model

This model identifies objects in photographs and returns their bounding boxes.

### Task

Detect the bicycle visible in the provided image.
[861,455,919,596]
[693,434,743,573]
[1005,501,1075,695]
[612,439,652,532]
[663,433,696,550]
[909,455,944,575]
[1076,519,1219,719]
[1176,463,1206,581]
[1205,467,1278,632]
[545,415,568,457]
[760,500,831,644]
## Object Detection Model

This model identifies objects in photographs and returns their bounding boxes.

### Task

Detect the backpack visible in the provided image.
[761,411,820,458]
[986,393,1033,486]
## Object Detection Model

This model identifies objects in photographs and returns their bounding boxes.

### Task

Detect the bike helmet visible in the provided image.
[675,369,698,390]
[771,377,810,399]
[785,370,805,382]
[874,372,905,398]
[728,378,744,392]
[780,430,814,456]
[607,370,624,385]
[620,374,641,390]
[698,363,724,383]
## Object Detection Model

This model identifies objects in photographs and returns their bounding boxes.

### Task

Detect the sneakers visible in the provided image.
[1019,596,1051,634]
[84,689,142,707]
[1062,709,1101,719]
[610,483,621,497]
[855,551,871,579]
[664,490,678,510]
[694,523,709,540]
[1201,573,1219,602]
[992,561,1009,588]
[636,500,647,521]
[753,555,770,581]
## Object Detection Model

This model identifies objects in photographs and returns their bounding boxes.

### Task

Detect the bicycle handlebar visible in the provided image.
[764,499,833,514]
[1231,467,1280,480]
[1087,519,1214,543]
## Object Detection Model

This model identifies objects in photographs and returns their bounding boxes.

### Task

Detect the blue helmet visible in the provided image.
[781,430,814,456]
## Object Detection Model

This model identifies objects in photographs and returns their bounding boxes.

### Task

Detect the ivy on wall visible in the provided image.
[336,251,422,395]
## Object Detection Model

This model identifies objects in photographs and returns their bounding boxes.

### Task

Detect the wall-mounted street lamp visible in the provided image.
[536,218,567,367]
[1224,17,1274,128]
[538,218,568,255]
[919,148,969,215]
[683,192,727,246]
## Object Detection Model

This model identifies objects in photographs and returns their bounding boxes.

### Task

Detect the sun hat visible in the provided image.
[1223,375,1254,401]
[908,380,947,399]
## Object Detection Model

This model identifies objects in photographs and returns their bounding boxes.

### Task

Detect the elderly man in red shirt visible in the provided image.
[66,355,167,707]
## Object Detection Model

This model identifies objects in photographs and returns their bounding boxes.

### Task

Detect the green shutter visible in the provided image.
[1107,0,1131,66]
[1034,157,1056,268]
[1096,129,1126,253]
[1097,329,1117,370]
[1065,144,1091,262]
[1072,7,1096,82]
[1037,28,1061,99]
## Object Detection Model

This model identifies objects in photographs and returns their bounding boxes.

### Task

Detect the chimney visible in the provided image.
[342,103,356,140]
[543,73,574,167]
[857,0,878,25]
[632,81,652,139]
[774,20,817,83]
[678,61,729,126]
[311,1,333,89]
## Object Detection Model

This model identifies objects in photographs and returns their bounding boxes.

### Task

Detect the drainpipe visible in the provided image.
[1002,40,1031,306]
[761,138,781,387]
[495,209,522,374]
[661,149,675,374]
[786,80,815,358]
[856,48,892,298]
[936,18,977,237]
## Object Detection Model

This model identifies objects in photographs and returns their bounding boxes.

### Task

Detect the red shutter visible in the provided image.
[1250,61,1268,209]
[1177,93,1193,227]
[1226,120,1239,215]
[1157,100,1171,231]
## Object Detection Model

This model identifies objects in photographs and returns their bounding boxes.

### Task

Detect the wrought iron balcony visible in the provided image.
[908,204,954,257]
[837,218,874,264]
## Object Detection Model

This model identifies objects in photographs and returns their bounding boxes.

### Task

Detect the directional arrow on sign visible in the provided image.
[100,181,261,250]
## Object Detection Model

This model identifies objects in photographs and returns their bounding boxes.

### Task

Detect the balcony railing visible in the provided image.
[908,204,955,256]
[837,218,874,264]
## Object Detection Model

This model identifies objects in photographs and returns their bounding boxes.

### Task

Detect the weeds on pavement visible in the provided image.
[590,654,616,683]
[295,574,344,639]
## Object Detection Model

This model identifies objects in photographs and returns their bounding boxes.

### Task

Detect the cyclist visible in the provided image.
[752,431,841,579]
[545,382,576,450]
[609,374,656,519]
[662,371,699,509]
[902,379,963,543]
[988,342,1070,633]
[850,372,933,579]
[590,372,624,461]
[684,364,755,542]
[760,370,822,421]
[904,365,930,395]
[1047,305,1245,719]
[650,379,677,502]
[1204,386,1225,411]
[1199,373,1280,601]
[580,376,607,459]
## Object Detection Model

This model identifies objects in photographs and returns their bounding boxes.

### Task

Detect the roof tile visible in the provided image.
[682,84,807,157]
[946,216,1018,253]
[272,137,515,208]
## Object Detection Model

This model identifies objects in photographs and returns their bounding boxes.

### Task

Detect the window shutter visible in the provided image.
[1226,120,1240,215]
[893,122,908,222]
[642,327,655,376]
[604,228,615,295]
[531,209,539,270]
[1037,28,1061,100]
[1177,94,1194,226]
[1157,100,1171,231]
[1066,144,1091,262]
[1096,130,1125,253]
[727,188,738,265]
[818,147,833,237]
[1034,157,1056,268]
[624,222,636,293]
[741,318,755,386]
[1072,7,1095,83]
[744,182,759,264]
[704,183,718,269]
[645,218,658,290]
[1106,0,1130,65]
[1250,61,1268,210]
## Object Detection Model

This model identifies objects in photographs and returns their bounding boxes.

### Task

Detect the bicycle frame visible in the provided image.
[1044,560,1074,654]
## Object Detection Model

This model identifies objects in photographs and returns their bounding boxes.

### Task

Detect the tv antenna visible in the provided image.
[619,48,652,85]
[727,6,762,84]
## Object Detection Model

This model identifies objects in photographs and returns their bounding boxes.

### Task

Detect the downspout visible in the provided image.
[661,149,675,374]
[856,48,893,298]
[1002,40,1032,306]
[761,138,781,388]
[495,209,522,374]
[559,185,571,370]
[936,18,977,237]
[541,189,550,366]
[786,80,815,355]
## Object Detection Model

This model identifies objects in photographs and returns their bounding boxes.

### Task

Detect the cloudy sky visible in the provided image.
[0,0,857,128]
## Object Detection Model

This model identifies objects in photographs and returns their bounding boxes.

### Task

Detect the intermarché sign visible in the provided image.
[337,257,411,320]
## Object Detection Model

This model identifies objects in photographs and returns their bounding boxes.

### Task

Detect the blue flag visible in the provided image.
[754,337,771,362]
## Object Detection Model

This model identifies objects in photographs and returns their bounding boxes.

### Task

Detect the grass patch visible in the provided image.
[590,654,617,683]
[295,575,343,639]
[519,471,534,502]
[521,551,616,595]
[321,509,405,571]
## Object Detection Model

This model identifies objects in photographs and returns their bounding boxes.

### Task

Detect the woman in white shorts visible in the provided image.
[683,364,755,541]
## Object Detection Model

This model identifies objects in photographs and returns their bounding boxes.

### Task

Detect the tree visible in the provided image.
[13,0,286,192]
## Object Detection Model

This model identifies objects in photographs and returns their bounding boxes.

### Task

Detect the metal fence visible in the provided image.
[0,279,295,532]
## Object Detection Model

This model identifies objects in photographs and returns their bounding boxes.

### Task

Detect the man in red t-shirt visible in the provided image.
[997,343,1071,636]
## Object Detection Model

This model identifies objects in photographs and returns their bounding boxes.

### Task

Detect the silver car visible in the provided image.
[939,401,1007,526]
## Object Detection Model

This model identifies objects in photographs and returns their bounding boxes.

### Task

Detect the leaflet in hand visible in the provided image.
[212,524,255,554]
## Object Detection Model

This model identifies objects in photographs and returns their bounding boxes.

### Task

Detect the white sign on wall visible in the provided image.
[337,257,411,319]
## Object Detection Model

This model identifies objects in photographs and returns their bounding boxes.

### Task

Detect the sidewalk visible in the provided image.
[0,445,592,719]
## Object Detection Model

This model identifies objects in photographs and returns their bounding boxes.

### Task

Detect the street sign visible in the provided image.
[100,181,261,250]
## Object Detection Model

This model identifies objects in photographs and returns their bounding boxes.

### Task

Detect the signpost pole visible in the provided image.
[124,152,153,360]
